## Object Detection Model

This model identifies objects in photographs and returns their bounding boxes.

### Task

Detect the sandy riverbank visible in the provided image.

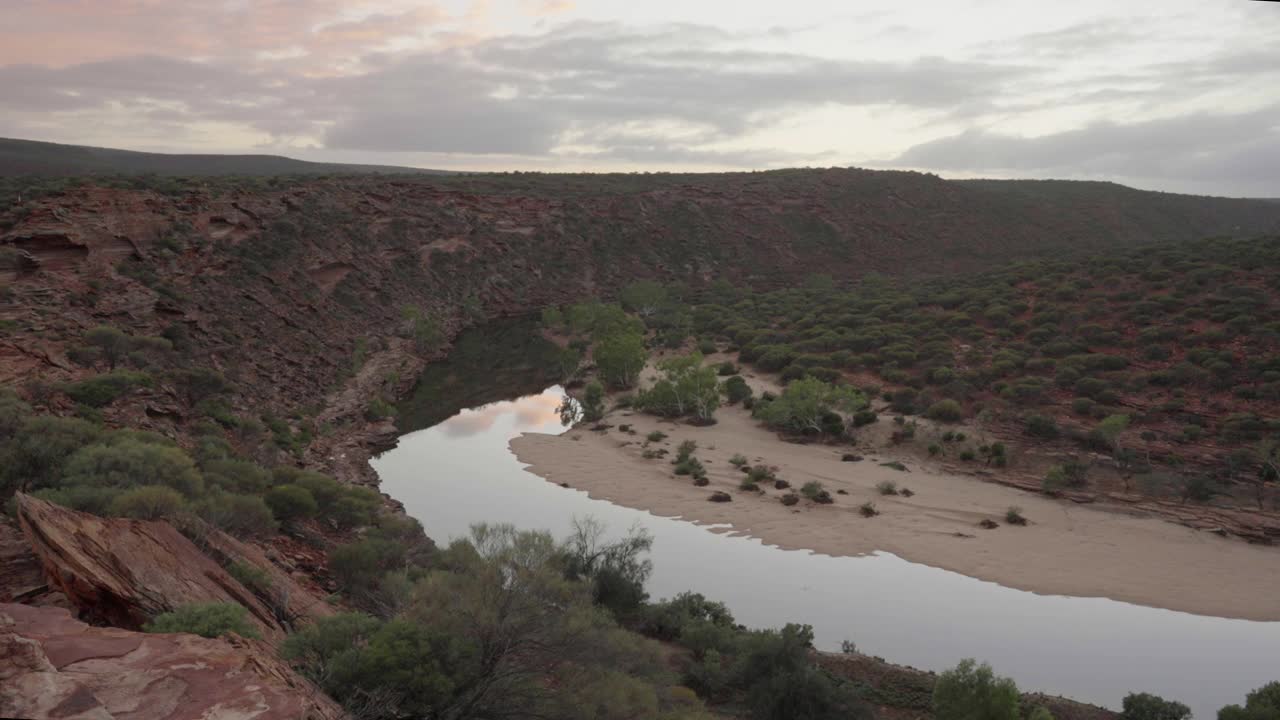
[510,374,1280,621]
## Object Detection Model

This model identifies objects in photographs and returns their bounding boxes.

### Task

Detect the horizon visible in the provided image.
[6,134,1278,201]
[1,1,1277,197]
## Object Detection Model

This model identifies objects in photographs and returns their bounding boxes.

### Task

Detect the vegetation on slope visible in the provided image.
[564,236,1280,511]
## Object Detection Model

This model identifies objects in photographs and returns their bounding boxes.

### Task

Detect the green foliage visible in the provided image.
[107,485,186,519]
[594,329,648,389]
[144,602,259,639]
[1122,692,1191,720]
[403,305,445,353]
[264,484,318,522]
[561,517,654,620]
[723,375,754,405]
[227,560,274,596]
[168,367,230,406]
[1218,682,1280,720]
[365,396,396,421]
[636,353,721,422]
[925,399,963,423]
[0,415,104,496]
[62,439,203,496]
[83,325,132,369]
[193,490,278,538]
[582,381,606,422]
[932,659,1019,720]
[202,458,272,494]
[63,371,151,407]
[756,378,865,436]
[1024,414,1060,440]
[619,280,669,317]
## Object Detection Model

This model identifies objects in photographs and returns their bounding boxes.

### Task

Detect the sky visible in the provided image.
[1,0,1278,196]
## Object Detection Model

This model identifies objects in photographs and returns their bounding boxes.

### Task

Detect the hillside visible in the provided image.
[1,169,1278,719]
[0,137,449,177]
[2,170,1278,423]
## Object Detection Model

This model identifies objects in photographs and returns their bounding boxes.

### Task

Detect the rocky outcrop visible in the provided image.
[186,520,336,628]
[0,515,68,608]
[15,494,287,642]
[0,602,344,720]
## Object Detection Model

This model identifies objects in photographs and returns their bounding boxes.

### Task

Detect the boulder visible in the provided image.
[0,602,344,720]
[15,494,286,642]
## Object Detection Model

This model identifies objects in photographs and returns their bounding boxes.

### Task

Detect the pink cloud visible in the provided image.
[0,1,447,68]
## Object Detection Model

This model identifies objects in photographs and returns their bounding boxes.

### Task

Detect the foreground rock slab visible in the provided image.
[15,494,286,641]
[0,602,343,720]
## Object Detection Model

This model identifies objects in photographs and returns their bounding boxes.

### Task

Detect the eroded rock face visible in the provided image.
[15,494,286,642]
[0,602,344,720]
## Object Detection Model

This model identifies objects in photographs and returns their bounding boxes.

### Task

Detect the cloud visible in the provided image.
[318,22,1026,161]
[890,107,1280,196]
[0,19,1026,166]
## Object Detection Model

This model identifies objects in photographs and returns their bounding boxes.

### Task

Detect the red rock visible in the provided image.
[16,494,287,642]
[0,602,344,720]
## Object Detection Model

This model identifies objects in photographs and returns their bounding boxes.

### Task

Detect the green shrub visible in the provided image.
[1024,414,1060,440]
[1218,681,1280,720]
[193,490,277,538]
[107,485,186,519]
[31,486,122,515]
[144,602,259,639]
[331,487,382,529]
[264,484,318,522]
[933,659,1019,720]
[202,459,272,494]
[722,375,753,405]
[330,538,405,594]
[800,481,832,504]
[365,396,396,421]
[1,415,104,495]
[63,371,151,407]
[581,381,606,422]
[646,431,667,442]
[876,480,898,495]
[62,439,203,496]
[925,400,963,423]
[276,469,343,511]
[851,409,878,427]
[1121,692,1191,720]
[227,560,274,595]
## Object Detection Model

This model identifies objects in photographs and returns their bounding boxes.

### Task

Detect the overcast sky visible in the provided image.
[2,0,1277,196]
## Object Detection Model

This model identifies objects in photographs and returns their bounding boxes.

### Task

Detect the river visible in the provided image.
[371,323,1280,719]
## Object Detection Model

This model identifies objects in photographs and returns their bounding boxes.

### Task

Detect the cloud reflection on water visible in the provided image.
[437,391,564,438]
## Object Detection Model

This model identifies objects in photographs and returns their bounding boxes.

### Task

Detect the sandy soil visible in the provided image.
[511,360,1280,621]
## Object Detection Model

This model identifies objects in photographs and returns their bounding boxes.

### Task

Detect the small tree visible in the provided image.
[581,381,606,423]
[933,659,1019,720]
[1121,692,1191,720]
[619,280,668,319]
[757,378,865,436]
[594,330,647,389]
[84,325,131,370]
